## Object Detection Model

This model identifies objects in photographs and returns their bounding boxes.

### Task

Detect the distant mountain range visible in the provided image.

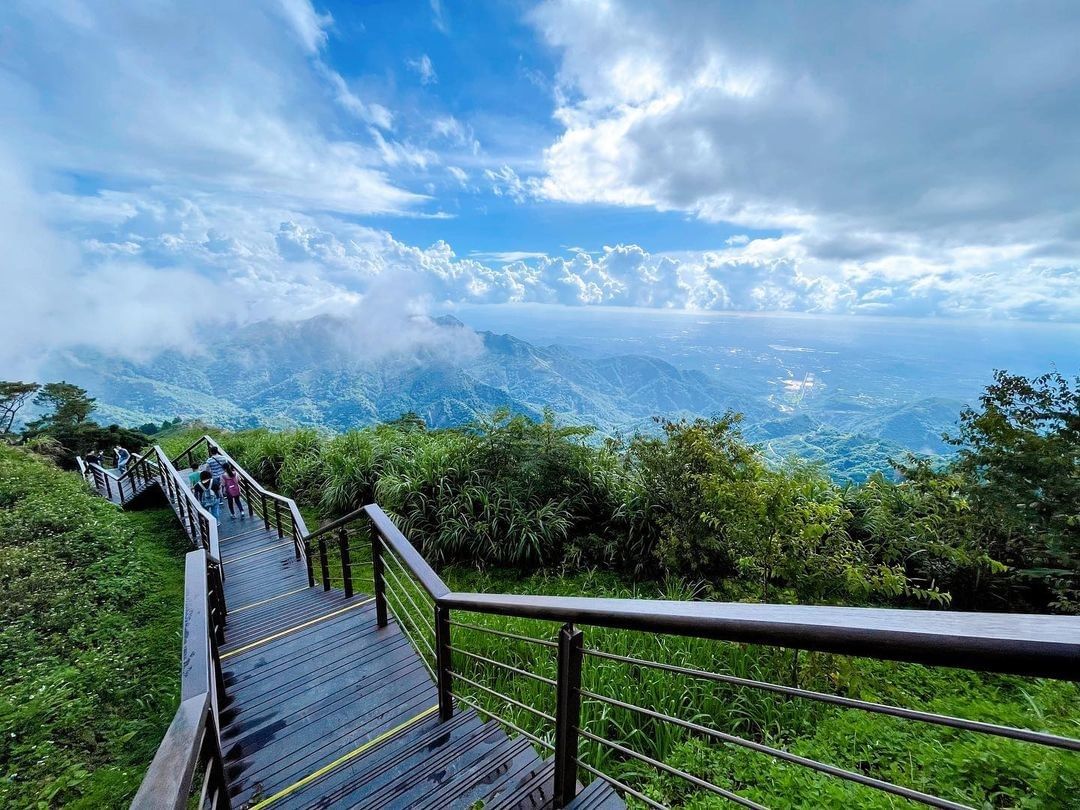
[43,314,962,480]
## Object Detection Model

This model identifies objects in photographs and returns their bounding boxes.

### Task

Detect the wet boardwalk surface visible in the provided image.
[211,501,580,810]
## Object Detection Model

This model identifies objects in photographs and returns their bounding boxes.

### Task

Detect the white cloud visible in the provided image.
[407,54,438,85]
[273,0,333,54]
[1,0,420,216]
[447,166,470,186]
[484,165,532,203]
[430,0,449,34]
[529,0,1080,305]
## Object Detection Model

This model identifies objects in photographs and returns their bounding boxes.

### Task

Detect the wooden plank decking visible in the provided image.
[91,462,621,809]
[205,493,580,809]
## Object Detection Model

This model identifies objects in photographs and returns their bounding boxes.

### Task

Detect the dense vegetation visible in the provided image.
[0,446,187,808]
[2,370,1075,807]
[162,371,1078,615]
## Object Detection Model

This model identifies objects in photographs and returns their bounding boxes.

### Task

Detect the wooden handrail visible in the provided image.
[153,445,221,564]
[338,504,1080,680]
[439,593,1080,680]
[133,550,229,810]
[130,693,211,810]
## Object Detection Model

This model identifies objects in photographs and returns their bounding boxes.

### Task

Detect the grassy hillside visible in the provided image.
[0,446,187,808]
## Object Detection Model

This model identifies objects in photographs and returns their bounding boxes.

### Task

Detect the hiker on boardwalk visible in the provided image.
[193,470,219,519]
[115,445,131,475]
[221,463,246,519]
[188,462,204,489]
[205,445,226,497]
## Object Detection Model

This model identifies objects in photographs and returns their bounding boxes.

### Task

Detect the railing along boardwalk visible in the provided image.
[88,438,588,810]
[81,436,1079,810]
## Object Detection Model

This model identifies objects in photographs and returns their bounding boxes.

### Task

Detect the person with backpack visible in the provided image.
[205,445,226,498]
[115,445,131,475]
[221,463,246,519]
[193,470,220,519]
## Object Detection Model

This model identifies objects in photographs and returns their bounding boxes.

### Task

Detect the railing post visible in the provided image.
[304,538,315,588]
[371,531,388,628]
[274,499,284,538]
[104,473,112,500]
[435,603,453,721]
[318,535,331,592]
[553,622,584,808]
[338,529,353,599]
[185,497,198,544]
[261,491,271,531]
[203,707,232,810]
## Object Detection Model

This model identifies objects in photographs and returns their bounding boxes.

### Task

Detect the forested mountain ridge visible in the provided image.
[41,314,962,479]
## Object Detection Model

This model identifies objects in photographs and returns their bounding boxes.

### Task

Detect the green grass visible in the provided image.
[0,446,188,808]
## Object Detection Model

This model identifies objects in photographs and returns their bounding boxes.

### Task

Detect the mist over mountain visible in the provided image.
[41,311,997,481]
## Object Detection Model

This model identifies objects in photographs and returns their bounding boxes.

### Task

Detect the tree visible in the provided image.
[945,370,1080,612]
[0,381,40,440]
[26,382,96,431]
[20,382,147,468]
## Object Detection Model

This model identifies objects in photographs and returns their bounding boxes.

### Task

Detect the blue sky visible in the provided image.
[0,0,1078,369]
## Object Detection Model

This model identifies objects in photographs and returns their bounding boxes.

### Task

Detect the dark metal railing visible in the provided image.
[171,436,310,579]
[132,550,229,809]
[153,445,222,565]
[306,502,1080,810]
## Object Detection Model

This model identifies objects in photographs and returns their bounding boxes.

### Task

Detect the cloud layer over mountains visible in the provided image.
[1,0,1077,373]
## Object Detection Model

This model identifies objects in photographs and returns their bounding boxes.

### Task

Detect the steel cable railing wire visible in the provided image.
[448,619,559,649]
[453,692,555,753]
[582,647,1080,752]
[575,726,767,810]
[382,546,438,617]
[381,581,438,676]
[451,670,556,726]
[449,646,557,688]
[573,757,668,810]
[577,687,973,810]
[381,554,438,638]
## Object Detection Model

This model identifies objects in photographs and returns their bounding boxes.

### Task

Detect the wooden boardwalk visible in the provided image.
[180,483,615,809]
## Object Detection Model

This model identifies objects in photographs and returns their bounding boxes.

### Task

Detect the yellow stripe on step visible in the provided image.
[224,541,293,563]
[248,704,440,809]
[231,586,311,613]
[220,598,374,660]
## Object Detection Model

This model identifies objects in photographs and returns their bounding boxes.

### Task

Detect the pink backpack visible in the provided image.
[223,476,241,497]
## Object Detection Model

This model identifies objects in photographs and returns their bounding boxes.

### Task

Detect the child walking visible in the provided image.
[193,470,220,519]
[221,463,245,519]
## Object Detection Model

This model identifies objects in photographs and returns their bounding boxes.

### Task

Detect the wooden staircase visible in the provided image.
[85,447,623,810]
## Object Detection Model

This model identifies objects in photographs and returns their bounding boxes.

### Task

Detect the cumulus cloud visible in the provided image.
[1,1,425,217]
[0,0,456,371]
[529,0,1080,289]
